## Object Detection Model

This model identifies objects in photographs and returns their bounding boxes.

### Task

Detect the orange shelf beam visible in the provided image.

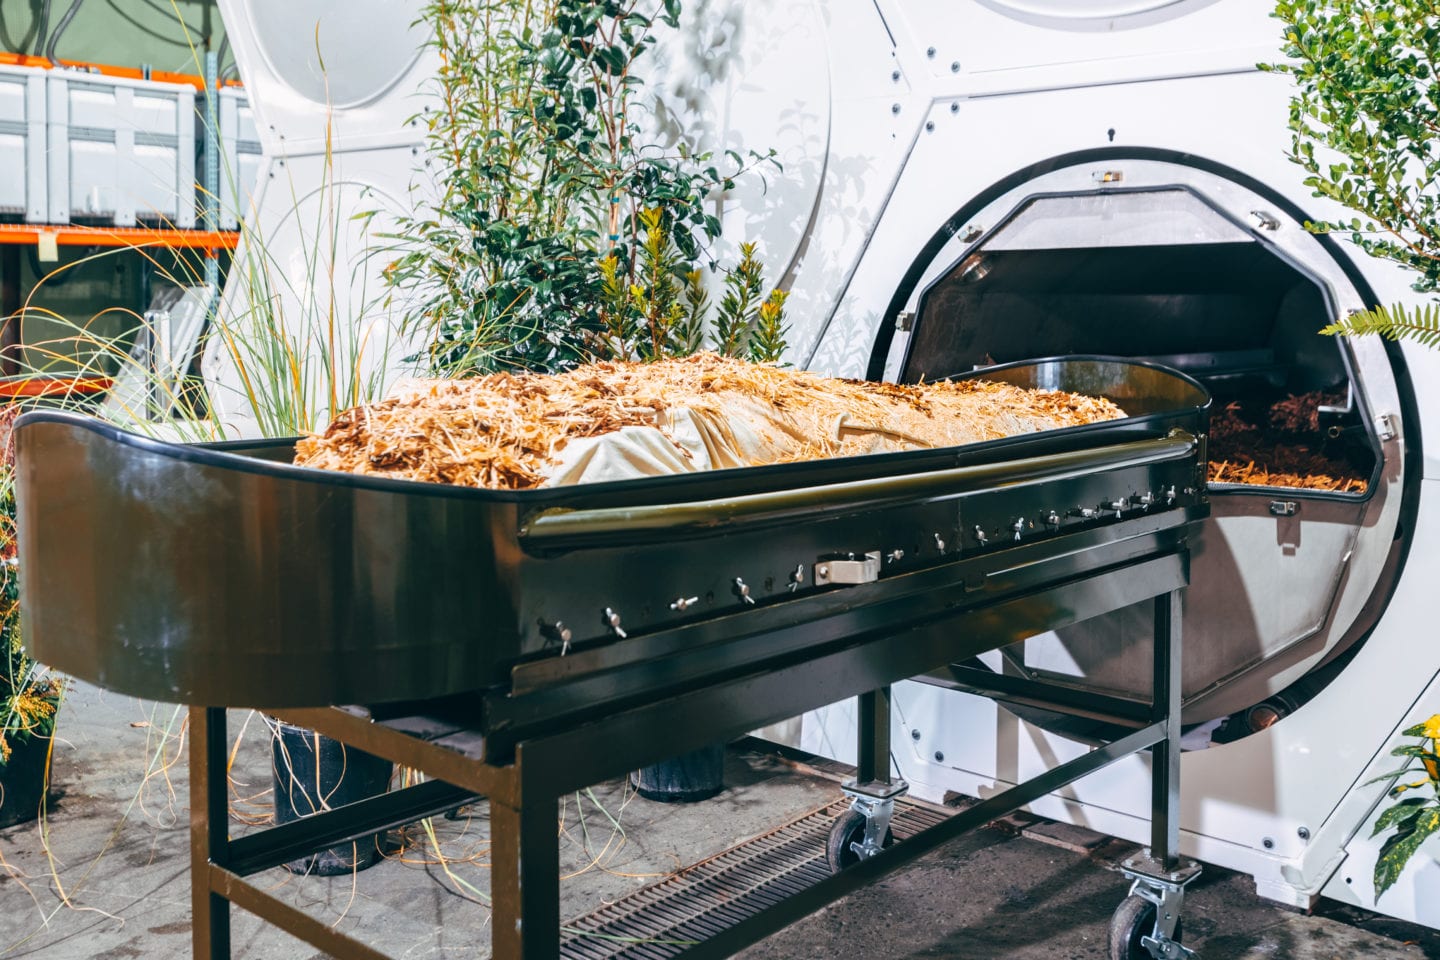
[0,376,113,399]
[0,52,242,92]
[0,224,239,250]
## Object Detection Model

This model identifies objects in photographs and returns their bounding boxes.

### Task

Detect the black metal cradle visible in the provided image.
[15,357,1212,960]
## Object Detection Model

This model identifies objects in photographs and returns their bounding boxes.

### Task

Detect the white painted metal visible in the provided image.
[207,0,434,434]
[0,65,47,223]
[198,148,427,436]
[44,73,196,228]
[214,0,1440,926]
[217,0,435,157]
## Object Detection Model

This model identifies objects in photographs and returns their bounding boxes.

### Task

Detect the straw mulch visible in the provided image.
[294,353,1126,490]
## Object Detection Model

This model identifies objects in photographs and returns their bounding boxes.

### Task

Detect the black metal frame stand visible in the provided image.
[189,537,1198,960]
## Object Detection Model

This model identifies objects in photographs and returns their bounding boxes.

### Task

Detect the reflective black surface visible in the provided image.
[15,358,1209,708]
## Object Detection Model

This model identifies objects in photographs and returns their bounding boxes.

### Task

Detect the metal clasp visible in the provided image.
[815,551,881,586]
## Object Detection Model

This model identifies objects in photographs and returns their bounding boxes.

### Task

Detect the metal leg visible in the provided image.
[835,687,908,865]
[1150,590,1182,869]
[491,756,560,960]
[190,706,231,960]
[1117,588,1199,960]
[855,686,891,786]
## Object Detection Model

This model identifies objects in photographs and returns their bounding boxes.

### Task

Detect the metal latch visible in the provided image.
[1248,209,1280,231]
[894,310,914,332]
[815,551,881,586]
[1269,500,1298,517]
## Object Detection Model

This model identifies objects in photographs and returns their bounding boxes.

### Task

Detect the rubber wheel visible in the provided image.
[824,808,894,873]
[1108,894,1185,960]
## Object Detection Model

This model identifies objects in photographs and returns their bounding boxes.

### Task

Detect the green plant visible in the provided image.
[0,408,60,769]
[391,0,784,374]
[1364,714,1440,898]
[1269,1,1440,345]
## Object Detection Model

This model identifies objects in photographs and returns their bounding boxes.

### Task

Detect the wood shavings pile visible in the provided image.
[1206,390,1369,494]
[294,353,1127,490]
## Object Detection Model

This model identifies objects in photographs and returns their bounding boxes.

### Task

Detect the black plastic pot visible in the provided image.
[630,743,725,803]
[0,733,51,830]
[271,721,393,875]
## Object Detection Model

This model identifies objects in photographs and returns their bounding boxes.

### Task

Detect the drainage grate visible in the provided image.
[560,799,953,959]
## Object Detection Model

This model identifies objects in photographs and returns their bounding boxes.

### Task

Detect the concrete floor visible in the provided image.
[1,683,1437,960]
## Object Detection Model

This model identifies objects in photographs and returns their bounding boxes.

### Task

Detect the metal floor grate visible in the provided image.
[560,799,953,959]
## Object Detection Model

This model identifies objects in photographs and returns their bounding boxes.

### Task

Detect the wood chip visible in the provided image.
[294,354,1127,490]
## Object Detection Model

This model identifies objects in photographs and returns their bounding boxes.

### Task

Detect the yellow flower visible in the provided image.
[1424,714,1440,740]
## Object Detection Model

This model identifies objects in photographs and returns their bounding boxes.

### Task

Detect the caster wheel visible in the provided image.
[825,808,894,873]
[1108,894,1184,960]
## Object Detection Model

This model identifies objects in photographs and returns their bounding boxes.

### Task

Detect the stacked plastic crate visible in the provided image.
[217,88,261,230]
[0,64,48,223]
[46,72,197,228]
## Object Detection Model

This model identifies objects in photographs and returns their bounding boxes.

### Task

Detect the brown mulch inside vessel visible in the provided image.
[1206,388,1368,494]
[294,353,1126,490]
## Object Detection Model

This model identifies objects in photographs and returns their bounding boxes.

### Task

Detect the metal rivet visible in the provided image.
[891,103,901,115]
[924,120,935,132]
[1262,837,1275,850]
[1298,826,1311,840]
[950,61,961,72]
[911,729,922,741]
[891,69,901,82]
[926,46,936,57]
[933,750,945,762]
[949,102,960,114]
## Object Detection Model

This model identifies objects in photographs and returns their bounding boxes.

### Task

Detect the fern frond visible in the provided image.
[1320,303,1440,349]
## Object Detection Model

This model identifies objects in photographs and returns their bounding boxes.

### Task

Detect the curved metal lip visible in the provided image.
[14,354,1210,507]
[945,352,1214,405]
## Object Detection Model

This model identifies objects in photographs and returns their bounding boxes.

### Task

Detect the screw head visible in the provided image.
[926,46,936,58]
[911,729,922,741]
[950,102,960,114]
[924,120,935,132]
[1262,836,1275,850]
[891,69,901,81]
[1297,826,1311,840]
[891,103,902,115]
[933,750,945,762]
[950,61,961,72]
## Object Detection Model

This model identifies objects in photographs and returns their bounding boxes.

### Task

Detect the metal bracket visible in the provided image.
[815,551,881,586]
[1121,853,1202,960]
[840,779,909,861]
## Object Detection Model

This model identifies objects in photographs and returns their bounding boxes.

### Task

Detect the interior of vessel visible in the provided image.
[899,187,1388,742]
[902,197,1377,497]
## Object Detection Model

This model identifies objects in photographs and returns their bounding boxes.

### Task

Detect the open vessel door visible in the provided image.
[214,0,433,156]
[874,158,1411,724]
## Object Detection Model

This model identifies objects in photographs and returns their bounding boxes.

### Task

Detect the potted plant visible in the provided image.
[0,406,62,830]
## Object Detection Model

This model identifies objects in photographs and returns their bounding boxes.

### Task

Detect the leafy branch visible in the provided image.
[1267,1,1440,348]
[1363,714,1440,898]
[1320,302,1440,349]
[390,0,784,374]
